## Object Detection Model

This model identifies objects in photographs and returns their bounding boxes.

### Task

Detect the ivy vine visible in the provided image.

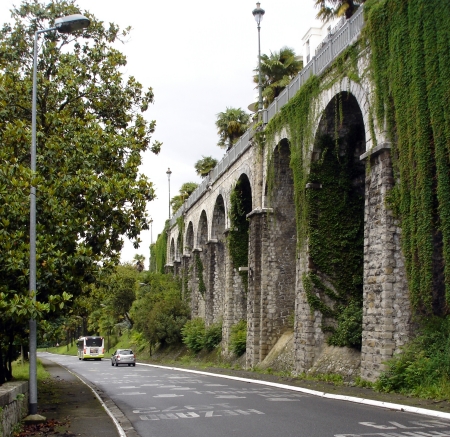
[228,179,251,289]
[260,41,365,346]
[195,252,206,295]
[365,0,450,315]
[150,220,169,274]
[305,133,365,348]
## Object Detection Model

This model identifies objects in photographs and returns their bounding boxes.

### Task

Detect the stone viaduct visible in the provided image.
[165,7,411,381]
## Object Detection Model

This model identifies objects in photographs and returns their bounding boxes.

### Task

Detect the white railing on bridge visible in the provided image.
[169,6,365,227]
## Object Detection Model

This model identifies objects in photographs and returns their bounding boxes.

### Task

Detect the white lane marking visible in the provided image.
[204,384,228,387]
[153,394,185,398]
[119,392,146,395]
[170,387,195,390]
[266,398,300,401]
[136,362,450,420]
[119,386,137,389]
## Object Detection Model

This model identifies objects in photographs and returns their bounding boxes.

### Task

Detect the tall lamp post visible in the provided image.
[28,13,90,419]
[150,217,153,244]
[252,2,265,115]
[149,217,153,271]
[166,168,172,220]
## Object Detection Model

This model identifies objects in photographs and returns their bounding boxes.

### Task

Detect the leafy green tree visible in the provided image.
[131,272,189,352]
[215,107,250,151]
[170,182,198,214]
[194,156,218,178]
[314,0,365,20]
[253,47,303,108]
[104,264,139,328]
[0,1,161,383]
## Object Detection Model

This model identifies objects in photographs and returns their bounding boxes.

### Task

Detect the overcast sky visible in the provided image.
[1,0,321,268]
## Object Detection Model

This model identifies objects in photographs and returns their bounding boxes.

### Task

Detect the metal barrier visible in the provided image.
[169,6,365,227]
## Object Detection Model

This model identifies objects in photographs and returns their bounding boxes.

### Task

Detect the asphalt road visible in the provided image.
[39,353,450,437]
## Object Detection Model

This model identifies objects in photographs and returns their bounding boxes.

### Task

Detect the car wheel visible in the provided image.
[115,362,118,367]
[128,364,131,367]
[133,364,136,367]
[111,361,114,366]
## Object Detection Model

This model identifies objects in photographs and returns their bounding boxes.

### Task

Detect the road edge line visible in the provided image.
[136,362,450,420]
[40,353,133,437]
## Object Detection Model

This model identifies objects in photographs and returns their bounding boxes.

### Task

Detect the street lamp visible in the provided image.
[166,168,172,220]
[252,2,265,114]
[28,13,90,420]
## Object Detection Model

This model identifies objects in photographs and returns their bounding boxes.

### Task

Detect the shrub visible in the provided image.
[229,320,247,356]
[181,318,205,353]
[204,322,222,351]
[374,317,450,399]
[131,272,189,348]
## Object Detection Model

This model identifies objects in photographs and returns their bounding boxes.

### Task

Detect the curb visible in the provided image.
[41,355,139,437]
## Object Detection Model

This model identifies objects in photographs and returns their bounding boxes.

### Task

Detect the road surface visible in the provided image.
[39,353,450,437]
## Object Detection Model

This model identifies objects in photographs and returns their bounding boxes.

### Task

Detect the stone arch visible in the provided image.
[207,194,227,326]
[295,89,366,373]
[185,221,194,253]
[211,194,226,241]
[247,139,296,366]
[313,78,372,153]
[197,210,208,247]
[169,237,175,264]
[224,173,252,350]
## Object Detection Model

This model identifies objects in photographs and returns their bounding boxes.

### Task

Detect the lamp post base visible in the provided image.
[23,413,46,424]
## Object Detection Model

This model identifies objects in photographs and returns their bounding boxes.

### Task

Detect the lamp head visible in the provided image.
[252,2,265,26]
[55,14,90,34]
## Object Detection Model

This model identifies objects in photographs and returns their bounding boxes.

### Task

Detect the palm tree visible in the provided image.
[253,46,303,109]
[170,182,199,214]
[133,254,145,272]
[314,0,365,21]
[195,156,218,178]
[215,107,250,151]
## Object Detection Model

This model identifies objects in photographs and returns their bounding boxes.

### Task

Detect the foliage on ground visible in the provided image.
[12,359,50,382]
[131,272,190,351]
[182,319,223,353]
[375,317,450,400]
[229,320,247,356]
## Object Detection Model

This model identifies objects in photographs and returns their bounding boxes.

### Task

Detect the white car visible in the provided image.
[111,349,136,367]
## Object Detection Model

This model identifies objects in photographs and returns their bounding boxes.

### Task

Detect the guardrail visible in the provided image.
[169,6,365,227]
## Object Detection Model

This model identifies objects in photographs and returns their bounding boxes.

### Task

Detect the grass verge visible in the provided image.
[12,359,50,382]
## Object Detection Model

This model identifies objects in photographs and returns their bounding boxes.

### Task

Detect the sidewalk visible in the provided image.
[17,358,122,437]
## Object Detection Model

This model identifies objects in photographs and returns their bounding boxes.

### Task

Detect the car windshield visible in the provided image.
[118,350,133,355]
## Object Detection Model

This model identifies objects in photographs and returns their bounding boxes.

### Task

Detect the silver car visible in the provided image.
[111,349,136,367]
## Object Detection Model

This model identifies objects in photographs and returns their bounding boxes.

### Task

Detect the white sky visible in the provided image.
[1,0,321,268]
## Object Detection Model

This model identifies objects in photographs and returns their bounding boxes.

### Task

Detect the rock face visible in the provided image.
[307,345,361,381]
[259,330,295,373]
[258,332,361,381]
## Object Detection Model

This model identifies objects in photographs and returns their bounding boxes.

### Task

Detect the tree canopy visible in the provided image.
[0,0,160,383]
[215,107,250,151]
[170,182,198,214]
[194,155,218,178]
[314,0,365,20]
[253,46,303,108]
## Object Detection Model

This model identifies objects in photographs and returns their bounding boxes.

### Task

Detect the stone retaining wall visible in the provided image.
[0,381,28,437]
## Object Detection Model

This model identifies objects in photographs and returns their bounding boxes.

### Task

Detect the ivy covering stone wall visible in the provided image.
[365,0,450,315]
